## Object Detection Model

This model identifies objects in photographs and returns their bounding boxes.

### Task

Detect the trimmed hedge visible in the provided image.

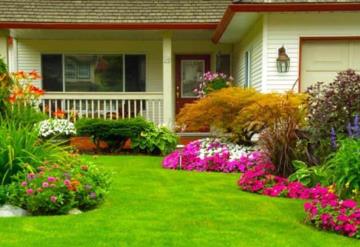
[75,117,150,152]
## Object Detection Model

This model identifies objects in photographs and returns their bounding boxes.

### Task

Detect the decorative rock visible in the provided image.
[0,204,28,217]
[68,208,83,215]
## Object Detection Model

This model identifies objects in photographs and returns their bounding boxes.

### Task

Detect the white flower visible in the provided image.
[37,119,76,138]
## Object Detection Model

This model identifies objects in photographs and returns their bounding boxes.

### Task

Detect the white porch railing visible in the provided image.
[40,92,164,125]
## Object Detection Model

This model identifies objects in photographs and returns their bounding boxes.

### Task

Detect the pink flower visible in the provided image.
[42,182,49,188]
[342,200,357,209]
[26,188,34,195]
[27,173,35,180]
[47,176,56,183]
[64,179,71,186]
[50,195,57,203]
[21,181,27,187]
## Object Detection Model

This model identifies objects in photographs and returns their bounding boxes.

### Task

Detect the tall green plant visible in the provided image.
[324,138,360,200]
[0,121,70,185]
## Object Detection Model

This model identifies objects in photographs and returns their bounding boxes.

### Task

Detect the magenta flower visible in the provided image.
[342,200,357,209]
[47,176,56,183]
[26,188,34,195]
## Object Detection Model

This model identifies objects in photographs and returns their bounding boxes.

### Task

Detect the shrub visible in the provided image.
[324,138,360,201]
[8,160,110,215]
[193,72,233,98]
[76,117,150,152]
[38,119,76,139]
[0,122,70,185]
[162,138,259,173]
[288,160,329,188]
[306,69,360,162]
[132,122,178,155]
[176,87,261,144]
[0,185,7,205]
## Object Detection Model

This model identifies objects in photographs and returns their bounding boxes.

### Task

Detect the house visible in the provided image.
[0,0,360,128]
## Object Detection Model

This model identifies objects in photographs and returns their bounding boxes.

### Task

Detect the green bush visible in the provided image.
[75,117,151,152]
[8,160,111,215]
[0,121,70,185]
[0,185,7,205]
[1,105,47,128]
[289,160,329,187]
[132,122,178,155]
[324,138,360,200]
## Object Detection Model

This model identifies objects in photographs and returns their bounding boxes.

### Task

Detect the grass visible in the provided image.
[0,155,358,247]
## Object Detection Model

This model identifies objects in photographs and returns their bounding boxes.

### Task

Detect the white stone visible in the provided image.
[0,204,28,217]
[68,208,82,215]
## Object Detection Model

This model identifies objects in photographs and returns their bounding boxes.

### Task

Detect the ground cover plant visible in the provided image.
[163,138,256,172]
[0,155,358,247]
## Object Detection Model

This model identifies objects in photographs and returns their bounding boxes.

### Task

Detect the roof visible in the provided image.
[234,0,360,2]
[0,0,232,24]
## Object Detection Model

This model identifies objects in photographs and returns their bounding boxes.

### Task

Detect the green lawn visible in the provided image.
[0,155,358,247]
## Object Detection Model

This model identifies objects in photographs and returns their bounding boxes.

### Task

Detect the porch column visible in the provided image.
[162,32,174,128]
[0,30,8,65]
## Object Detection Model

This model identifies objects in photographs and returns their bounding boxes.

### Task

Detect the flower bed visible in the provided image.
[238,160,359,239]
[163,138,261,173]
[38,119,76,139]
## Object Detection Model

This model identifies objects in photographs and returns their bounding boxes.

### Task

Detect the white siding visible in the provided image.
[265,12,360,92]
[233,18,263,91]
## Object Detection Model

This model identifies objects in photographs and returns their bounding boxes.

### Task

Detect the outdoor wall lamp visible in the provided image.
[276,46,290,73]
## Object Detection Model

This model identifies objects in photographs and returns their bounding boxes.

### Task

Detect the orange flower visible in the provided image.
[29,70,41,80]
[8,94,16,104]
[53,109,65,119]
[28,84,44,96]
[13,70,26,80]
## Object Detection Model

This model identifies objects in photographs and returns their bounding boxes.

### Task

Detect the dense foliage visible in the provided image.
[8,160,110,215]
[0,122,70,185]
[75,117,150,152]
[131,122,178,155]
[306,69,360,163]
[76,117,177,155]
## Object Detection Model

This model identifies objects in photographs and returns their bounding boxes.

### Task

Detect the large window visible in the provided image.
[42,54,146,92]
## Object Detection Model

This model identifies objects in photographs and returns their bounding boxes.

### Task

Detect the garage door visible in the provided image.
[301,40,360,91]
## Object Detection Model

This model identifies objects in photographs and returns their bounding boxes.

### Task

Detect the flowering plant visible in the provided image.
[8,70,44,105]
[38,119,76,139]
[193,72,233,98]
[304,197,359,238]
[163,138,259,173]
[8,160,110,215]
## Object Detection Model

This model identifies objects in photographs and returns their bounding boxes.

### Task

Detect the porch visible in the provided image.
[2,29,232,127]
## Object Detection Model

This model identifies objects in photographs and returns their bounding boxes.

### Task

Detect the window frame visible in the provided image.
[244,51,251,88]
[41,53,147,93]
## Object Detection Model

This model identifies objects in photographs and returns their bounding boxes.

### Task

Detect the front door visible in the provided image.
[175,55,211,114]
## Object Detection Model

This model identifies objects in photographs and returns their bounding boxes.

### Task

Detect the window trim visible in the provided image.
[244,50,251,88]
[41,53,147,93]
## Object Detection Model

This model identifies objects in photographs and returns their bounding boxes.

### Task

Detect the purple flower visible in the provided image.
[330,127,337,149]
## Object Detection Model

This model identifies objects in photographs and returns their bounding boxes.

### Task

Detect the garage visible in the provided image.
[300,39,360,91]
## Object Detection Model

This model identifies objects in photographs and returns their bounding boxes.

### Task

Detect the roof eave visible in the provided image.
[212,2,360,43]
[0,22,218,30]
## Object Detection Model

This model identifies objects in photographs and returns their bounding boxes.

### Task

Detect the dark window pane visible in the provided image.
[216,54,231,76]
[65,55,123,92]
[41,55,63,92]
[125,55,146,92]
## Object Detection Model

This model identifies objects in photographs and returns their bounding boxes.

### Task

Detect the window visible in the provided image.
[216,54,231,76]
[41,54,146,92]
[244,51,251,88]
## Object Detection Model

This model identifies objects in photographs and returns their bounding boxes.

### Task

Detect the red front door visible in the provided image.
[175,55,211,115]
